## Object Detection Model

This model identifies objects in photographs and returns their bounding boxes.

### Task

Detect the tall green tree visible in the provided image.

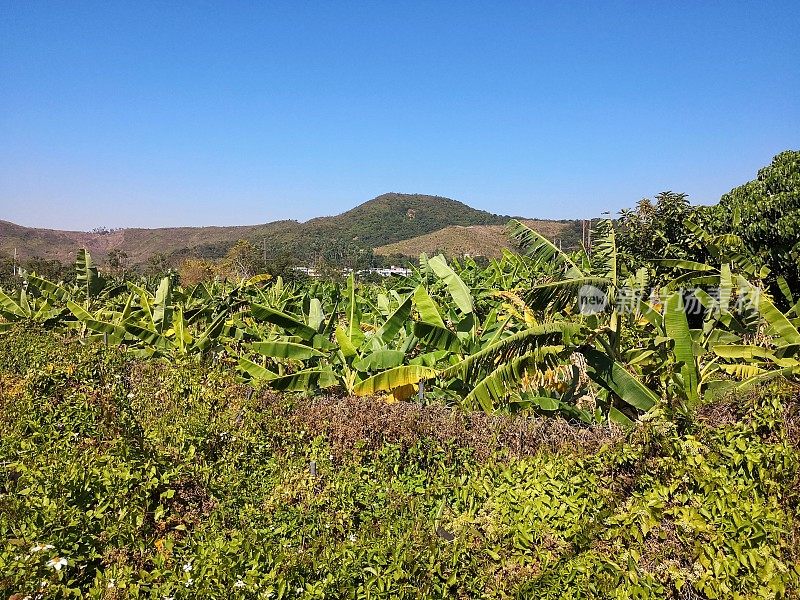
[617,191,698,271]
[703,150,800,296]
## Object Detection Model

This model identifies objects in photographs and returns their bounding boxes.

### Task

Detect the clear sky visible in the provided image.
[1,1,798,230]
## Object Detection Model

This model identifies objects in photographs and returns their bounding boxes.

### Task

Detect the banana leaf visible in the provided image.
[428,255,473,314]
[353,365,436,396]
[664,292,699,406]
[582,348,658,412]
[250,304,316,340]
[250,340,324,360]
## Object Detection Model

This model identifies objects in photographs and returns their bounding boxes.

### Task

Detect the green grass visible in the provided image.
[1,327,798,598]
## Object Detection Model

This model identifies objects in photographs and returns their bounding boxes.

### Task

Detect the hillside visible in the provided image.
[0,193,569,266]
[306,193,509,247]
[0,219,302,265]
[374,219,583,258]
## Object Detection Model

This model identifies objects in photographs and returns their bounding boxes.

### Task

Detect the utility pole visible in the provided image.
[587,220,592,254]
[12,247,17,277]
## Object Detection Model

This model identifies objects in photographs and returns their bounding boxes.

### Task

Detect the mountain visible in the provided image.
[0,193,574,266]
[306,193,509,247]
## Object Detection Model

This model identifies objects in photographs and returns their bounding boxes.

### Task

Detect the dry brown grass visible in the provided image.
[374,219,578,259]
[283,395,622,461]
[695,397,741,429]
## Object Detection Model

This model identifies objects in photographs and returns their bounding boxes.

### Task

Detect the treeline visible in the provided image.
[0,239,417,289]
[617,150,799,298]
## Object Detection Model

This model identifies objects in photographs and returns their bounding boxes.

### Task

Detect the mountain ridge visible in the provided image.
[0,193,578,265]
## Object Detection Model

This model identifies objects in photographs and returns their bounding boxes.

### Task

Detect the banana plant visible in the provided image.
[0,286,34,332]
[707,277,800,393]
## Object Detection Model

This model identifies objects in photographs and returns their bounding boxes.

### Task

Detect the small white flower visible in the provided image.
[46,557,68,571]
[30,544,54,553]
[183,562,193,572]
[185,578,194,587]
[107,578,116,589]
[234,579,246,588]
[127,392,134,398]
[348,533,357,542]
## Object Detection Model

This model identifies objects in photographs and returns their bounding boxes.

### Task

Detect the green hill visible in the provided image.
[307,192,510,247]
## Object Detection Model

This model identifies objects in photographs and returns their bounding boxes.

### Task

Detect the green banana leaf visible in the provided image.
[413,322,462,352]
[250,340,324,360]
[238,357,277,380]
[738,277,800,345]
[353,365,436,396]
[0,288,28,319]
[335,325,359,358]
[664,292,699,406]
[193,311,229,353]
[428,255,473,314]
[507,219,582,277]
[582,348,658,412]
[269,368,338,391]
[76,249,104,299]
[413,285,446,328]
[152,277,174,334]
[27,275,72,303]
[462,352,561,413]
[123,323,175,350]
[250,304,317,340]
[353,349,406,372]
[441,323,576,381]
[373,294,412,344]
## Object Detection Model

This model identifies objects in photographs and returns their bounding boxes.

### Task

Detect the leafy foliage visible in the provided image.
[704,150,800,295]
[1,329,798,598]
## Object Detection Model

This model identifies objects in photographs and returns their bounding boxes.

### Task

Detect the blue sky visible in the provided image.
[1,1,798,230]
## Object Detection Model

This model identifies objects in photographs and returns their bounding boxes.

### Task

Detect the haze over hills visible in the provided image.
[0,193,581,266]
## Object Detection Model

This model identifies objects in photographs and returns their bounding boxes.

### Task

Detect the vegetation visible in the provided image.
[1,327,798,598]
[1,152,798,597]
[1,214,797,422]
[705,150,800,294]
[618,151,800,302]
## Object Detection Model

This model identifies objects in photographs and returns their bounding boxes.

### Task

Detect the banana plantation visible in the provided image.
[2,215,800,598]
[2,219,798,425]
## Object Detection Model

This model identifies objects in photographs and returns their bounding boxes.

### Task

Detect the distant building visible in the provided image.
[293,265,411,278]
